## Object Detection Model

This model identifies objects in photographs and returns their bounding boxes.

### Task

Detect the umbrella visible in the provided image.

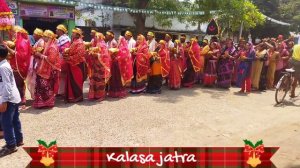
[0,0,15,31]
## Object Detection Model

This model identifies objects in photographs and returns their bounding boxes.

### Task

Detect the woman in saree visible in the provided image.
[87,33,111,101]
[146,40,169,94]
[251,43,267,90]
[203,42,220,87]
[63,28,87,103]
[266,42,279,89]
[232,39,246,86]
[169,40,184,89]
[237,42,255,93]
[274,42,290,85]
[108,36,133,98]
[130,34,150,94]
[27,28,45,99]
[32,30,61,108]
[217,39,236,89]
[182,38,201,87]
[6,26,31,108]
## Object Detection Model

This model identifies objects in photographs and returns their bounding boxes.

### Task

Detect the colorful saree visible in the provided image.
[131,35,150,94]
[146,41,168,94]
[182,39,202,87]
[251,49,267,89]
[108,36,132,98]
[169,41,183,89]
[204,43,220,87]
[33,39,61,108]
[57,34,71,95]
[217,46,236,88]
[237,44,255,92]
[65,38,87,103]
[87,33,111,101]
[10,31,31,105]
[26,38,45,99]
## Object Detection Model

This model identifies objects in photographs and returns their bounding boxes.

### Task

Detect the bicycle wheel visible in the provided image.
[275,74,291,104]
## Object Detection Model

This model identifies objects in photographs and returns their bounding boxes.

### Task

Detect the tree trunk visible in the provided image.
[134,14,146,34]
[132,0,150,34]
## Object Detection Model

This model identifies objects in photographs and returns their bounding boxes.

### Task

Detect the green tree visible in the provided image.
[186,0,219,32]
[112,0,185,34]
[280,0,300,30]
[216,0,265,37]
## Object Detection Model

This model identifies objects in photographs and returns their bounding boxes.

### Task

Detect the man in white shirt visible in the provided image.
[147,32,157,52]
[106,30,118,49]
[0,44,23,157]
[290,32,300,44]
[165,33,174,49]
[124,31,136,50]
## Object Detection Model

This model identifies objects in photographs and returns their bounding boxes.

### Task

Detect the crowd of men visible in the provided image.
[0,24,300,157]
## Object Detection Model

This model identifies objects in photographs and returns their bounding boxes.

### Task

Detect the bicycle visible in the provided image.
[275,68,299,104]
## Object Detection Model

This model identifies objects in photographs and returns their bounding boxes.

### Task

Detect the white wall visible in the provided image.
[75,9,113,28]
[113,12,207,32]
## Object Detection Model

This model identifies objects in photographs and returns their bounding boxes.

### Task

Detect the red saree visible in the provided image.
[117,36,133,86]
[65,38,87,103]
[159,46,170,78]
[10,32,31,104]
[108,36,130,98]
[135,38,150,82]
[33,39,61,108]
[188,40,202,73]
[10,32,31,78]
[169,42,184,89]
[87,34,111,100]
[131,35,150,93]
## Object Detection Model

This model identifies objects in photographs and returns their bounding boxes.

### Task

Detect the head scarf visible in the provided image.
[72,28,83,38]
[147,32,155,37]
[43,30,57,39]
[106,31,114,37]
[56,24,68,34]
[33,28,43,36]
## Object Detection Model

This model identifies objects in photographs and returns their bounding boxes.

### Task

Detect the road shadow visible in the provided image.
[200,86,229,99]
[151,86,199,104]
[233,92,249,97]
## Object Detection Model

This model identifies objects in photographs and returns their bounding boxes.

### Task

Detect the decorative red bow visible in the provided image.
[244,144,265,158]
[37,140,58,158]
[38,144,58,158]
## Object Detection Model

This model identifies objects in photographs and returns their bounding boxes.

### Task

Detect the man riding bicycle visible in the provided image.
[289,44,300,98]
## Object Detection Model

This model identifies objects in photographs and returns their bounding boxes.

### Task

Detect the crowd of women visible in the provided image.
[1,24,299,109]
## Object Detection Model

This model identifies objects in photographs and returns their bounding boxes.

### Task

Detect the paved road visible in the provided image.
[0,83,300,168]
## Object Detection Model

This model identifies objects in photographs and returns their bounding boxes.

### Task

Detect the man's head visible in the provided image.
[210,36,218,43]
[147,32,155,41]
[43,30,57,43]
[278,35,284,41]
[72,28,83,40]
[203,39,209,46]
[165,34,172,42]
[0,45,8,59]
[56,24,68,37]
[33,28,43,41]
[106,30,114,41]
[91,30,97,38]
[124,31,133,41]
[180,34,186,43]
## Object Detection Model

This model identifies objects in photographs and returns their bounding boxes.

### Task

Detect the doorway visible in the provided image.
[22,17,65,35]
